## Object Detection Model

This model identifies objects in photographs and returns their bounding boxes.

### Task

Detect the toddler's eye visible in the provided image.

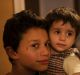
[67,32,73,36]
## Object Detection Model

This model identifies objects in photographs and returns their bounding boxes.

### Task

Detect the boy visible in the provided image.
[3,10,50,75]
[45,7,80,75]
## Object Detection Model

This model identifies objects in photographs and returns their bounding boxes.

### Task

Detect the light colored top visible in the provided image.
[63,49,80,75]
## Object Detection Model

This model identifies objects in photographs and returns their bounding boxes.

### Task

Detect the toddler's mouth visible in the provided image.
[56,43,66,47]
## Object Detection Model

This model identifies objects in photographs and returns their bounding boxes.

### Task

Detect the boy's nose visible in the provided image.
[41,46,50,56]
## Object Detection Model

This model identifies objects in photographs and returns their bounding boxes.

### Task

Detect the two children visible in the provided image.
[3,7,80,75]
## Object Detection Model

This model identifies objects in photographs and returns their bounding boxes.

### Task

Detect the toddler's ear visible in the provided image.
[5,47,19,59]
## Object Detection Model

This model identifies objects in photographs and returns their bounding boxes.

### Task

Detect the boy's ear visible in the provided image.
[5,47,19,59]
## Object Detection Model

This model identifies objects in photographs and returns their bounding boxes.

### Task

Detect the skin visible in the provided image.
[49,20,76,52]
[7,28,50,75]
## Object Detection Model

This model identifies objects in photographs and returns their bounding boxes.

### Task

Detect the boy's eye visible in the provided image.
[31,43,39,48]
[55,30,60,34]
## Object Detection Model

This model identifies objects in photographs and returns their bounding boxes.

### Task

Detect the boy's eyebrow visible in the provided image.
[28,40,40,43]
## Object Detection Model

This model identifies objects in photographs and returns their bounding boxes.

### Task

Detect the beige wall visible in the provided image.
[0,0,13,75]
[39,0,74,17]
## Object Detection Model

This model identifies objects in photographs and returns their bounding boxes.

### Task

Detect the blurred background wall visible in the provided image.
[39,0,74,17]
[0,0,25,75]
[0,0,80,75]
[0,0,13,75]
[25,0,79,17]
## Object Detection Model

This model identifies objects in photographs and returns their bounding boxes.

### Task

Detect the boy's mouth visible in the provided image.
[37,59,49,65]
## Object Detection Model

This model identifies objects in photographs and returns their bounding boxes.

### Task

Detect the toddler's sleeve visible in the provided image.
[63,53,80,75]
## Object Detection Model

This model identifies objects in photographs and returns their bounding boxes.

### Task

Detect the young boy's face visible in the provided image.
[13,28,50,71]
[49,20,76,52]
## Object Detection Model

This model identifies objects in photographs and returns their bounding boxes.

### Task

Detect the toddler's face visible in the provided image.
[49,20,76,52]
